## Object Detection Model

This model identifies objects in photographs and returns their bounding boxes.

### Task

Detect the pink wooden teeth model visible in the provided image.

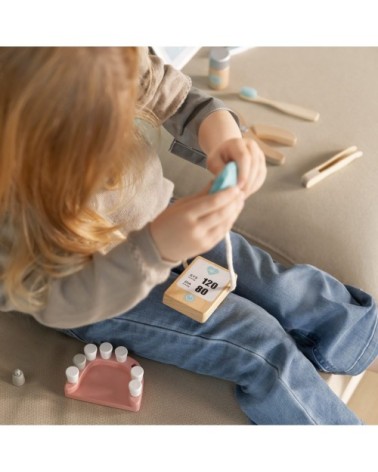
[64,343,144,412]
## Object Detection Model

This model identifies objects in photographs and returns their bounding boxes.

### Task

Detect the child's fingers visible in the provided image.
[238,139,265,196]
[230,140,253,190]
[187,186,242,219]
[245,139,266,194]
[199,194,244,231]
[205,201,244,245]
[245,141,261,191]
[218,138,265,195]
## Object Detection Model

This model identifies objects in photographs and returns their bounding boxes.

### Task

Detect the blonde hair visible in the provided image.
[0,47,142,312]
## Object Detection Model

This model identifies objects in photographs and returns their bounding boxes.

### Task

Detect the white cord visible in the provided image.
[225,232,237,291]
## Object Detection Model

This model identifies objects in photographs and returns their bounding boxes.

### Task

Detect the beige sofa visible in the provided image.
[1,47,376,424]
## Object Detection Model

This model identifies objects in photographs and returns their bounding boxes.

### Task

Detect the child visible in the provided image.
[0,47,377,424]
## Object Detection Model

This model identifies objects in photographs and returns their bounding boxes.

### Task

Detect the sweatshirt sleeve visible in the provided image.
[138,48,240,168]
[164,87,240,168]
[137,47,192,124]
[34,225,179,329]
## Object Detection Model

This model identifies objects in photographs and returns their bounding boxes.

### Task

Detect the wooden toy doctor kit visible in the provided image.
[163,162,238,323]
[64,342,144,411]
[301,145,363,188]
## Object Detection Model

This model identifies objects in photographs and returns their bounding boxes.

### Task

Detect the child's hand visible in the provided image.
[150,185,245,262]
[207,138,266,198]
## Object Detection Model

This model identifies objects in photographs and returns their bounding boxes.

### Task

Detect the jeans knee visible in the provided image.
[316,308,378,375]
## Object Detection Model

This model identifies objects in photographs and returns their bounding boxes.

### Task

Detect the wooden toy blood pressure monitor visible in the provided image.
[163,162,238,323]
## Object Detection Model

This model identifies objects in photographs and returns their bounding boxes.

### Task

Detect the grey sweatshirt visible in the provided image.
[0,48,236,329]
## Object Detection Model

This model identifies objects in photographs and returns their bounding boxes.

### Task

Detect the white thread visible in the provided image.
[225,232,237,291]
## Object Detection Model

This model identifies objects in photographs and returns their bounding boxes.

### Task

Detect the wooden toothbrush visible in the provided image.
[239,86,320,122]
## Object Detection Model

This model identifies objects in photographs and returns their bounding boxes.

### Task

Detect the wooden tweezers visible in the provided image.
[240,123,297,165]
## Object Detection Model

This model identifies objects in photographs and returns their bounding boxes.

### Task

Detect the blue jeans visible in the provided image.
[63,232,378,424]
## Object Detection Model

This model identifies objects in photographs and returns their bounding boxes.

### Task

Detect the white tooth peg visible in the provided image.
[12,369,25,387]
[99,342,113,360]
[84,343,97,361]
[66,366,80,384]
[129,379,143,397]
[73,353,87,370]
[115,346,128,363]
[130,366,144,382]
